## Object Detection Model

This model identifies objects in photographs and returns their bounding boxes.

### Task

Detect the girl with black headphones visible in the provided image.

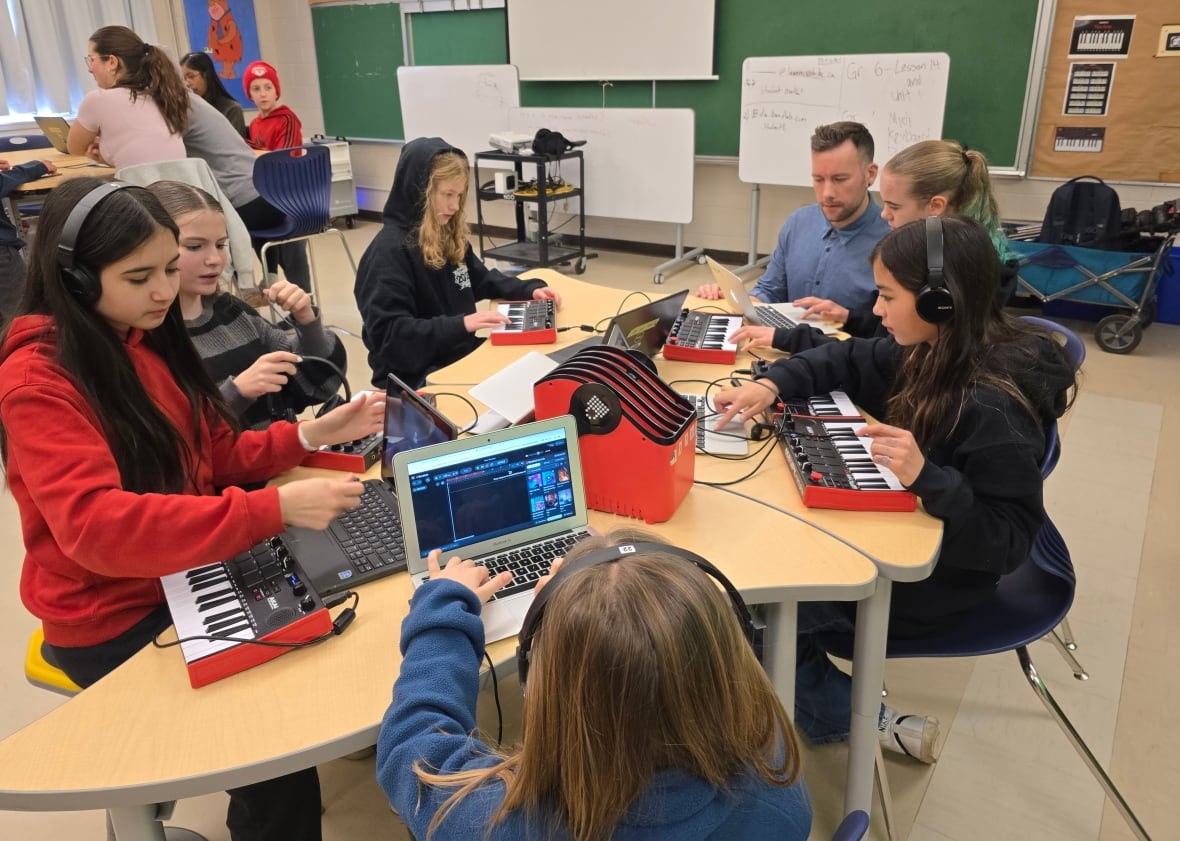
[0,177,384,841]
[147,180,347,430]
[713,216,1077,762]
[377,529,812,841]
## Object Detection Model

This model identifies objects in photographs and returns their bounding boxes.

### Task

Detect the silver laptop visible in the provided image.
[547,288,690,364]
[392,416,592,643]
[34,116,71,154]
[705,255,839,335]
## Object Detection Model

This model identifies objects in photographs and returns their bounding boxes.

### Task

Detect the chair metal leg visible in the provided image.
[872,742,898,841]
[1016,646,1152,841]
[1047,628,1089,680]
[1057,617,1078,651]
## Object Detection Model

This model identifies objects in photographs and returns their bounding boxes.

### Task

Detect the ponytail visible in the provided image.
[90,26,189,135]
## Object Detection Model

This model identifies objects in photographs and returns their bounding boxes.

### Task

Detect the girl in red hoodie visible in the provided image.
[0,176,383,841]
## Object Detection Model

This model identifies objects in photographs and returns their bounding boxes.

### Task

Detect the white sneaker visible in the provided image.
[878,704,939,763]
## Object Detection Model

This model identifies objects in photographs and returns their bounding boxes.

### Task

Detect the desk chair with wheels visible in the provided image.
[248,144,357,311]
[24,629,207,841]
[816,515,1153,841]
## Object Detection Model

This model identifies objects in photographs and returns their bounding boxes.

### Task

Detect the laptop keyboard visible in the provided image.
[479,531,589,600]
[327,481,407,575]
[755,305,798,329]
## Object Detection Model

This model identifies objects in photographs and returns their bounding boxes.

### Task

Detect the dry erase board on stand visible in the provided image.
[398,65,521,166]
[739,53,950,186]
[507,108,695,224]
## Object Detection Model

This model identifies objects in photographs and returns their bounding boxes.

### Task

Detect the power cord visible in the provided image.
[483,652,504,746]
[429,390,481,434]
[151,591,360,651]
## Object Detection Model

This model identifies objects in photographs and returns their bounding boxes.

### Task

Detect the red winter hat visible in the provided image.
[243,60,280,99]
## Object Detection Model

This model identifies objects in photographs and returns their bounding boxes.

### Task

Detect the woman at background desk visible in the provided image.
[354,136,560,389]
[713,216,1076,763]
[69,26,186,168]
[0,177,383,841]
[180,50,248,139]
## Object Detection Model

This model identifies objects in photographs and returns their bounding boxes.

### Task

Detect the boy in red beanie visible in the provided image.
[244,60,302,150]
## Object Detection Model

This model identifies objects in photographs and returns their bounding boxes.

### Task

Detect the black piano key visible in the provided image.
[210,620,252,638]
[198,593,240,611]
[184,564,223,582]
[207,614,249,634]
[195,586,234,604]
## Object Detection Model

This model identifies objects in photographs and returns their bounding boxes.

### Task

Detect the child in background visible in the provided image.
[378,529,812,840]
[181,50,248,139]
[354,136,560,389]
[0,157,57,320]
[147,181,346,430]
[0,176,384,841]
[244,60,302,151]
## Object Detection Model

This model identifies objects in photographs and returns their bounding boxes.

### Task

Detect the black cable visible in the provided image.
[151,591,360,651]
[483,652,504,747]
[299,354,351,404]
[430,390,481,434]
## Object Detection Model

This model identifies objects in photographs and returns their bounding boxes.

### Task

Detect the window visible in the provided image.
[0,0,158,123]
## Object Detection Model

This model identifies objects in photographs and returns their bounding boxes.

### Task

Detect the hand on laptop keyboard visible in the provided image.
[427,549,514,603]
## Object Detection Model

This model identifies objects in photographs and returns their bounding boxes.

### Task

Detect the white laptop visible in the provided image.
[392,415,593,643]
[705,255,839,335]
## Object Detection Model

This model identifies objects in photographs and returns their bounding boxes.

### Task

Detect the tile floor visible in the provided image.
[0,220,1176,841]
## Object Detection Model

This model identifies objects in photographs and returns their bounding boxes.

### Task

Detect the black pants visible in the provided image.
[46,606,323,841]
[236,196,312,293]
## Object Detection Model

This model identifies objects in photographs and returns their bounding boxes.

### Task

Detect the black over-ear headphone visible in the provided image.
[915,215,955,324]
[515,541,756,686]
[57,181,131,306]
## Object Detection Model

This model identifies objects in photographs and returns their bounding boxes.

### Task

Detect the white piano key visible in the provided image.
[162,565,256,665]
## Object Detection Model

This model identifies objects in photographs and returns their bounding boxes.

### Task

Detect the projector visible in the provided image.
[489,131,534,154]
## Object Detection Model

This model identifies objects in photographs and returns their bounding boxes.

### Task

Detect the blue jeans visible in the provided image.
[794,601,858,745]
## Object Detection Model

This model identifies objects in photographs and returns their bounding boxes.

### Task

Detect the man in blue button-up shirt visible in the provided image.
[701,122,889,324]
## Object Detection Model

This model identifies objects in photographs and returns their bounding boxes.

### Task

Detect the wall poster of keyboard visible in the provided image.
[774,390,916,512]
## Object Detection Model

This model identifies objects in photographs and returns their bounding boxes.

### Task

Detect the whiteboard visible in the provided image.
[507,108,695,224]
[739,53,950,187]
[397,65,520,165]
[506,0,715,81]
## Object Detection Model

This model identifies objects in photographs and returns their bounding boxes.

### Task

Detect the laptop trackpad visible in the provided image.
[482,594,533,645]
[282,527,354,588]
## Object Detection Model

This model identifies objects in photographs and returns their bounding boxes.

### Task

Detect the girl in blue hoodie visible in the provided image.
[377,529,812,841]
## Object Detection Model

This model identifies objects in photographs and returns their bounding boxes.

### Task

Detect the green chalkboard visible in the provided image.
[311,0,1040,167]
[311,3,403,140]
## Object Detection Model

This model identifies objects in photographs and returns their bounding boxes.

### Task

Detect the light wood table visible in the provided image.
[431,269,943,817]
[2,147,114,233]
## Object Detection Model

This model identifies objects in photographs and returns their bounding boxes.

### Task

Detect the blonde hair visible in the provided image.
[416,528,803,841]
[883,140,1012,258]
[417,151,470,270]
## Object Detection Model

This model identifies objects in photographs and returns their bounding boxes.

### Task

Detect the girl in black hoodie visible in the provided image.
[354,137,560,388]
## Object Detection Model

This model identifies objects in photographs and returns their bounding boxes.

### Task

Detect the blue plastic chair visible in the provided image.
[830,809,870,841]
[0,134,53,152]
[1019,315,1088,676]
[249,144,357,308]
[816,515,1152,840]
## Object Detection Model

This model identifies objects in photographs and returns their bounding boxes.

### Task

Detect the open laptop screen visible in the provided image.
[382,373,458,479]
[402,424,579,557]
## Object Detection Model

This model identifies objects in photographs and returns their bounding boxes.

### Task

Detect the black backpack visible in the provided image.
[1038,175,1123,249]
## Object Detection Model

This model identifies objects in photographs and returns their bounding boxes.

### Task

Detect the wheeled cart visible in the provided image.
[473,149,591,274]
[1009,234,1176,354]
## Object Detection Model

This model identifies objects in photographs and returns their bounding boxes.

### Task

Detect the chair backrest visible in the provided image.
[1019,315,1086,370]
[0,135,54,153]
[116,157,256,291]
[251,144,332,238]
[1018,316,1082,479]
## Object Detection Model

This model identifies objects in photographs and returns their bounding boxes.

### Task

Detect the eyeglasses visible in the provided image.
[83,54,103,68]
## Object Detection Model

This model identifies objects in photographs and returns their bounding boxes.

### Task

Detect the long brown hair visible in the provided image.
[417,151,470,269]
[416,528,803,841]
[0,177,237,492]
[875,216,1075,445]
[90,26,189,135]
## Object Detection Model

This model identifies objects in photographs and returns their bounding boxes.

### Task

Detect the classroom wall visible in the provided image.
[164,1,1179,256]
